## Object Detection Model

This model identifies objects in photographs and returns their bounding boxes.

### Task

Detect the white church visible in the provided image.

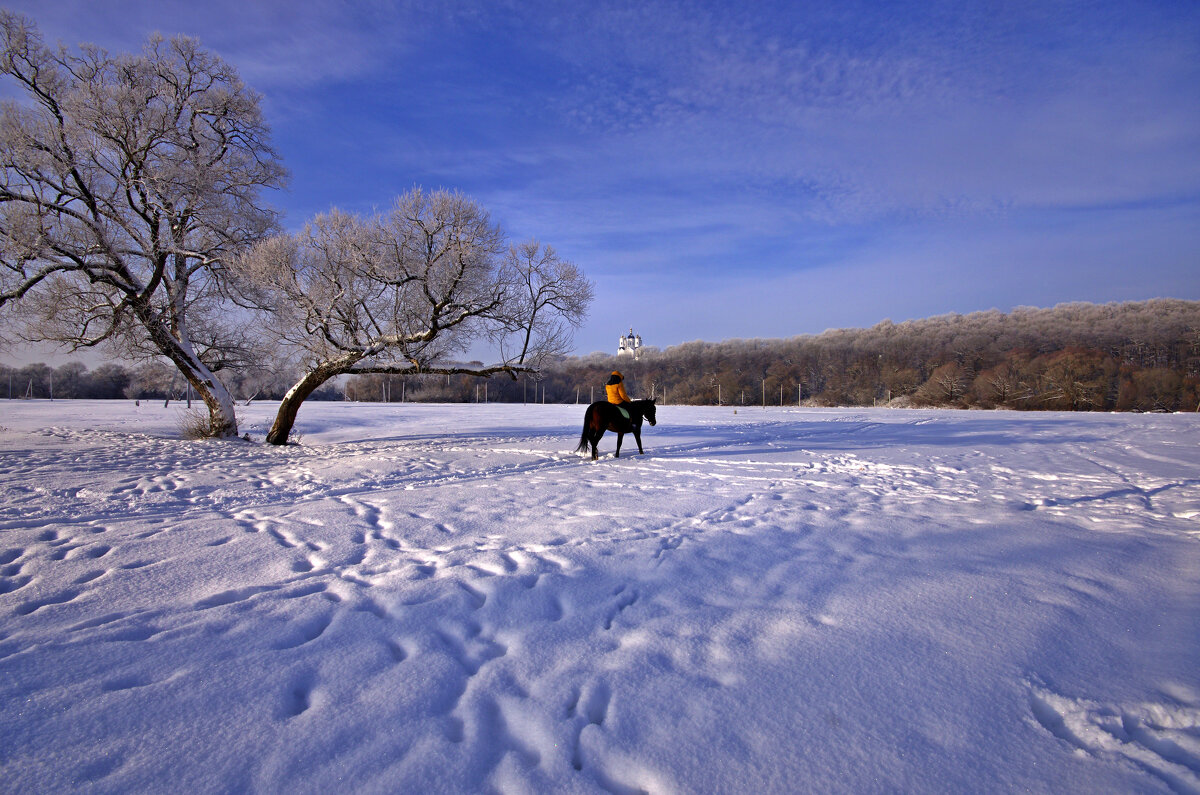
[617,327,642,359]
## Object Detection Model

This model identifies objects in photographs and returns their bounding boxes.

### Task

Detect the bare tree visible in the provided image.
[915,361,971,405]
[493,239,594,365]
[0,13,286,436]
[973,358,1030,407]
[234,189,592,444]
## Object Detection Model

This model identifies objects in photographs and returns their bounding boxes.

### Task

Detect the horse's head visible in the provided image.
[642,398,657,426]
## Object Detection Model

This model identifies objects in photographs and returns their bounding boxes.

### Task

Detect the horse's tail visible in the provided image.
[575,405,594,453]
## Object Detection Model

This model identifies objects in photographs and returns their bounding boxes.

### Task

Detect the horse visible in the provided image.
[575,399,657,460]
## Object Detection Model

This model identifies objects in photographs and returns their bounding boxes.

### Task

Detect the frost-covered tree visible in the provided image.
[0,13,286,437]
[234,189,593,445]
[493,239,594,365]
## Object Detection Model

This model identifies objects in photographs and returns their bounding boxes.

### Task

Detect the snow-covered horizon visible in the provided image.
[2,400,1198,793]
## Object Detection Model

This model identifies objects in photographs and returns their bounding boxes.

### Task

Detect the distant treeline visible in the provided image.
[0,360,341,403]
[350,299,1200,411]
[5,300,1200,411]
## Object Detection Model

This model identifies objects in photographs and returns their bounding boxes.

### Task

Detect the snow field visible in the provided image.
[1,401,1198,793]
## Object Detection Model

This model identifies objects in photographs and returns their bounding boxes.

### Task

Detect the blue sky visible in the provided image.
[6,0,1199,359]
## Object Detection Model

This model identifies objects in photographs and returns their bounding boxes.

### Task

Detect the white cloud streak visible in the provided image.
[5,0,1196,357]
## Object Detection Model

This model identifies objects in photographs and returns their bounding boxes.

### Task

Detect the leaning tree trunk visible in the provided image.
[187,367,240,438]
[156,354,239,438]
[140,306,241,438]
[267,361,351,445]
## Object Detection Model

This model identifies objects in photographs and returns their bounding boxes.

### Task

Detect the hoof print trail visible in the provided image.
[602,586,639,630]
[458,581,487,609]
[386,639,408,663]
[283,675,318,719]
[273,613,333,650]
[16,588,81,615]
[0,575,32,595]
[443,715,465,743]
[569,681,613,771]
[195,585,275,609]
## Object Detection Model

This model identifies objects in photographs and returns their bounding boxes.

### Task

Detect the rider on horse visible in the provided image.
[578,378,656,460]
[606,370,633,422]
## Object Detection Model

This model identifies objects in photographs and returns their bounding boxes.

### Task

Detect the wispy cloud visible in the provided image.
[4,0,1197,356]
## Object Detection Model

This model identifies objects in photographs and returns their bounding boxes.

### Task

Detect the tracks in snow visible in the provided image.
[1030,681,1200,792]
[4,411,1200,792]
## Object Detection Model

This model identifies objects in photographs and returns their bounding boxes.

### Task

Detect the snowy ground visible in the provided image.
[1,400,1198,794]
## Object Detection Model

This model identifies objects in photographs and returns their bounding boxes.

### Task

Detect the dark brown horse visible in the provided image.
[576,399,657,460]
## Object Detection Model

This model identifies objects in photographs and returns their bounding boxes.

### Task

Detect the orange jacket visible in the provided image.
[606,373,630,404]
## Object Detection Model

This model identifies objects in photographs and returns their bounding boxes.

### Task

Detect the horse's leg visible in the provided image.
[633,425,644,454]
[591,430,600,460]
[615,431,624,458]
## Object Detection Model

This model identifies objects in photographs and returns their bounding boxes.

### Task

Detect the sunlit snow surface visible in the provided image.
[1,401,1198,793]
